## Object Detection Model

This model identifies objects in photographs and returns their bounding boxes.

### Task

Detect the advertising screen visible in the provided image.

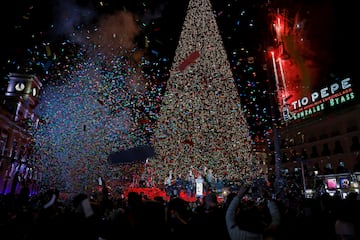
[326,178,337,190]
[339,178,350,189]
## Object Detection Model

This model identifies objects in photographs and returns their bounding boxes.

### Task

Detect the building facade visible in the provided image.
[0,73,42,195]
[277,100,360,195]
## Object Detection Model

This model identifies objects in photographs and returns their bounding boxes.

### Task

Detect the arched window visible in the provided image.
[321,143,331,156]
[333,140,344,154]
[311,146,318,158]
[350,136,360,152]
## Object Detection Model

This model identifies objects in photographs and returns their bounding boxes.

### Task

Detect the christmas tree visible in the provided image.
[148,0,262,186]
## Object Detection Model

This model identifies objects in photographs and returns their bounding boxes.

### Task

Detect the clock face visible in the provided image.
[32,88,37,96]
[15,82,26,91]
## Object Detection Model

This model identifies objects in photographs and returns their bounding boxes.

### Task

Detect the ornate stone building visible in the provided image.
[0,73,42,195]
[274,79,360,194]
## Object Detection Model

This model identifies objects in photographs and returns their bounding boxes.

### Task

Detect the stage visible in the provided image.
[125,187,198,202]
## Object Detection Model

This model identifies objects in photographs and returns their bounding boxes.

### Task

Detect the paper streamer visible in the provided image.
[178,51,200,72]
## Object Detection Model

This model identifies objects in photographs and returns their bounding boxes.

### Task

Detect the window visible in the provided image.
[333,140,344,154]
[301,148,308,159]
[310,146,319,158]
[321,143,331,156]
[350,136,360,151]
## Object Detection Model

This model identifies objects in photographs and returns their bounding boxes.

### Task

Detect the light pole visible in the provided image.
[273,122,283,195]
[300,160,307,195]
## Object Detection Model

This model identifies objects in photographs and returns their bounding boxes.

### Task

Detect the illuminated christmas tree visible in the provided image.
[148,0,262,186]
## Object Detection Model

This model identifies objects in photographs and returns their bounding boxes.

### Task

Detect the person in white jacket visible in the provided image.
[225,185,281,240]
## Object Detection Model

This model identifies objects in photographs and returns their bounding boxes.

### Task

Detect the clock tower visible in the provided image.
[3,73,42,118]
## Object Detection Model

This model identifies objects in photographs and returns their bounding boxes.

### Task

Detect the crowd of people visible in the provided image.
[0,174,359,240]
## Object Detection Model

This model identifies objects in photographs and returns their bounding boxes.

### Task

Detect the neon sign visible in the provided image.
[283,78,356,121]
[291,78,352,110]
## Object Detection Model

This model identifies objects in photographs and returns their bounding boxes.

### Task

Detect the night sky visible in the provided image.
[0,0,357,140]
